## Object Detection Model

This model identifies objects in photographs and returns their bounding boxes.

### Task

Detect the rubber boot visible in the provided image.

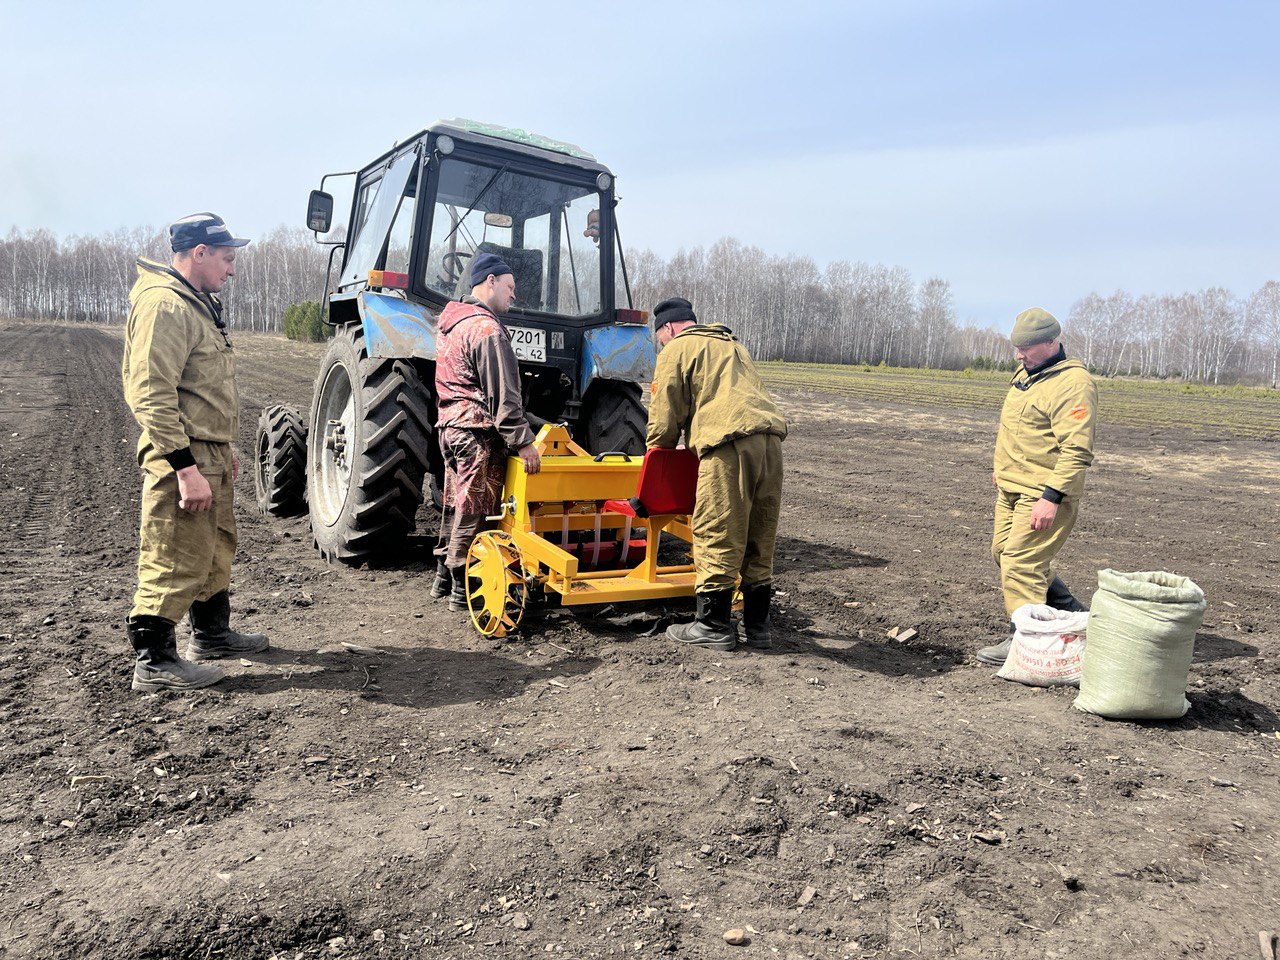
[976,620,1016,666]
[187,591,270,660]
[667,591,736,651]
[448,566,469,612]
[741,584,773,649]
[430,559,453,600]
[129,615,225,692]
[1045,575,1087,612]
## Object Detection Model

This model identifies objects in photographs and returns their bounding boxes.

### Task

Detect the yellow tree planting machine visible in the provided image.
[463,425,700,637]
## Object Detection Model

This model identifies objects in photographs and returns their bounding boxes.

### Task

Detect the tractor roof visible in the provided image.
[430,118,596,162]
[357,119,611,179]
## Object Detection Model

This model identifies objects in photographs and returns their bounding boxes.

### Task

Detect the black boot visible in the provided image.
[188,591,270,660]
[1045,575,1087,613]
[430,559,453,600]
[128,615,225,692]
[667,591,736,651]
[448,566,469,612]
[741,584,772,649]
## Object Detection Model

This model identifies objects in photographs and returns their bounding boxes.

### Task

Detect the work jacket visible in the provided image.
[122,258,238,469]
[647,323,787,456]
[994,352,1097,501]
[435,297,535,450]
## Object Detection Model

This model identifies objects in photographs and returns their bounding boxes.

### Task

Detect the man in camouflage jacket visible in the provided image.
[433,253,542,611]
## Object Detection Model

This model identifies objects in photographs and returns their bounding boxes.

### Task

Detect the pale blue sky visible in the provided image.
[2,0,1275,327]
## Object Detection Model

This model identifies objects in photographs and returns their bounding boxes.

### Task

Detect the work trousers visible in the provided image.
[438,426,506,568]
[692,433,783,594]
[991,487,1080,617]
[131,441,236,622]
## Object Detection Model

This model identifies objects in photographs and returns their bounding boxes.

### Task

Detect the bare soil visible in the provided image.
[1,322,1277,960]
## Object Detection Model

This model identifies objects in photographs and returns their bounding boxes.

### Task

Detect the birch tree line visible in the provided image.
[630,239,1280,384]
[1,225,1277,385]
[0,225,330,332]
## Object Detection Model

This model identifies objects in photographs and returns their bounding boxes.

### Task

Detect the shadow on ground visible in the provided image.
[1192,632,1259,663]
[1172,688,1280,734]
[224,644,600,708]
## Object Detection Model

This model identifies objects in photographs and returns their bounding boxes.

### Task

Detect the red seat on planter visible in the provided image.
[603,447,699,517]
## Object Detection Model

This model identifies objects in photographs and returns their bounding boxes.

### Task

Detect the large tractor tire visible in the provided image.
[254,404,308,517]
[307,324,434,565]
[581,381,647,456]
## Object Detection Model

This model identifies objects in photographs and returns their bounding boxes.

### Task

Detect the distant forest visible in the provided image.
[2,226,1277,386]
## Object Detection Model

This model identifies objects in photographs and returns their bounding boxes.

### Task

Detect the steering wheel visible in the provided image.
[441,251,473,285]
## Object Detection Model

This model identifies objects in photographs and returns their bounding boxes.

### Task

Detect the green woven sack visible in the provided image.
[1073,570,1206,720]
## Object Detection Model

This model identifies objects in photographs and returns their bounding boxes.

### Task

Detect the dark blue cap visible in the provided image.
[469,252,513,287]
[169,212,250,253]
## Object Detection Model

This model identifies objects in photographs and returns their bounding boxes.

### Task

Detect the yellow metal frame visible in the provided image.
[489,424,697,608]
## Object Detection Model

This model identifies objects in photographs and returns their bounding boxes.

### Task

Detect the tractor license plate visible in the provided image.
[508,326,546,363]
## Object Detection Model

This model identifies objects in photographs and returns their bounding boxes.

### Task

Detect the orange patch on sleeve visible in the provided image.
[650,380,657,394]
[1069,405,1089,420]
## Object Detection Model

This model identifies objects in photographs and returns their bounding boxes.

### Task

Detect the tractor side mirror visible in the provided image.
[307,190,334,234]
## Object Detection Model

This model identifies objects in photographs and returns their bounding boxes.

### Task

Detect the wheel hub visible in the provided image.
[324,420,349,469]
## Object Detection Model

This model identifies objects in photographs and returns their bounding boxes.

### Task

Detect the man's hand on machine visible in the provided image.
[519,443,542,474]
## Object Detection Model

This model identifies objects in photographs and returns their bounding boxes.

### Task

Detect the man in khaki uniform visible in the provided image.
[978,307,1097,666]
[647,298,787,652]
[121,213,268,692]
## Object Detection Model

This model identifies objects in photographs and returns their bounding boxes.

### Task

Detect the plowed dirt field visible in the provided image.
[1,321,1277,960]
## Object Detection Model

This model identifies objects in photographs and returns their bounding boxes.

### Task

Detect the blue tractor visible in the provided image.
[252,119,655,565]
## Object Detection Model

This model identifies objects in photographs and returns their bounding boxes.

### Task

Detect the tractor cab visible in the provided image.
[313,120,632,320]
[308,119,651,438]
[272,120,656,567]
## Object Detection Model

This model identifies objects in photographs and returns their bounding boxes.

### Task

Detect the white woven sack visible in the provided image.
[1073,569,1206,720]
[997,604,1089,687]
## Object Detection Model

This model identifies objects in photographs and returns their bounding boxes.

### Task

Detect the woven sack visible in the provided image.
[1073,570,1205,720]
[998,604,1089,687]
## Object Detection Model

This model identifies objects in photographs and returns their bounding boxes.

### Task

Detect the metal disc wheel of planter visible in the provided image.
[466,532,527,638]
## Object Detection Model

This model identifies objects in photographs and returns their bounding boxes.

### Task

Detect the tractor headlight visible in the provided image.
[596,172,612,191]
[437,135,455,156]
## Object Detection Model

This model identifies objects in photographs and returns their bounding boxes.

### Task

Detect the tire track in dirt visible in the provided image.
[1,366,68,550]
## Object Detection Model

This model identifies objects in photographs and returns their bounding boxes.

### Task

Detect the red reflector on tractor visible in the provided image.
[368,269,410,290]
[616,308,649,326]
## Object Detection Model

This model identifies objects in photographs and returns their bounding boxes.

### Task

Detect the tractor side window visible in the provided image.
[383,170,417,276]
[339,150,418,291]
[352,178,379,241]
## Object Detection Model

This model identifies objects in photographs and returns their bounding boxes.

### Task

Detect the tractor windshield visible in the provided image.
[422,157,604,318]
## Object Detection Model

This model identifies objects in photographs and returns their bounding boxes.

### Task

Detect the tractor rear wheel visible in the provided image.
[254,404,307,517]
[581,382,647,456]
[307,324,434,565]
